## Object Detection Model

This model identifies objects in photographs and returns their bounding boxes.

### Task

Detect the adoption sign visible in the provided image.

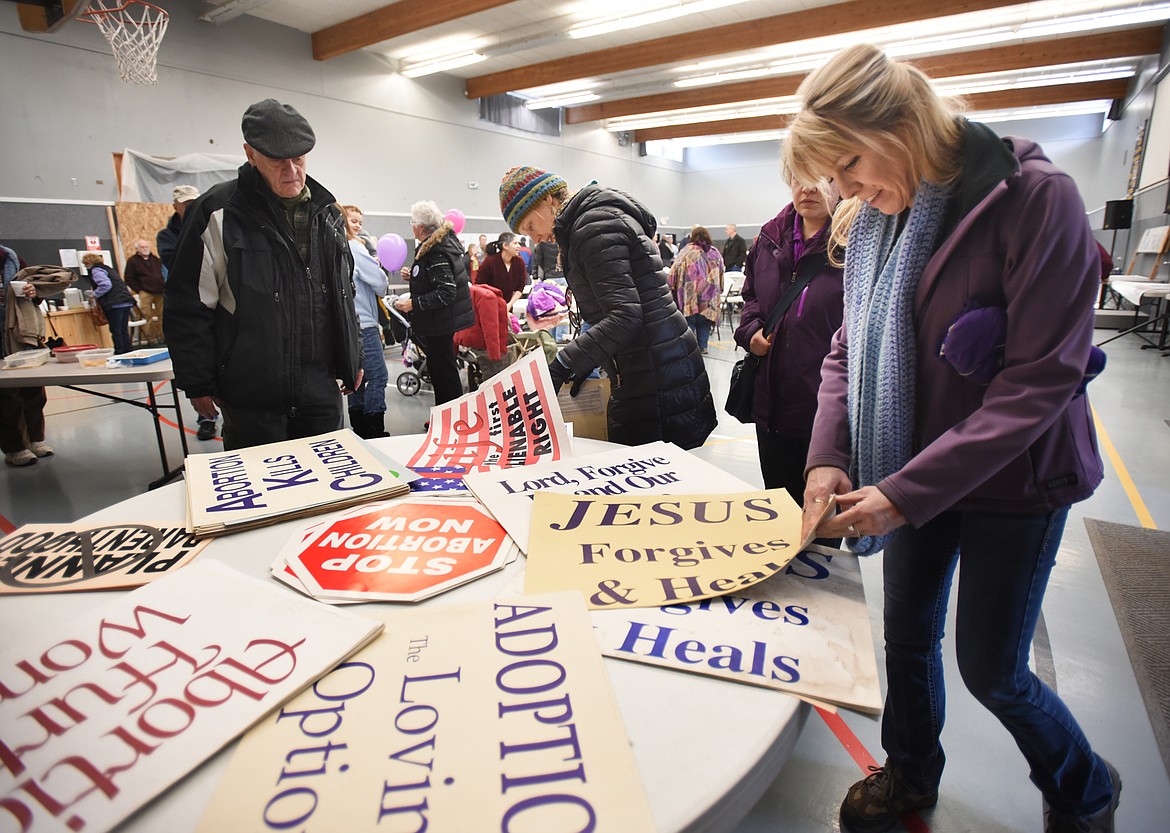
[185,429,411,537]
[196,593,655,833]
[526,489,831,610]
[0,522,209,593]
[0,560,383,833]
[590,547,881,713]
[407,351,571,479]
[281,497,515,602]
[464,441,755,553]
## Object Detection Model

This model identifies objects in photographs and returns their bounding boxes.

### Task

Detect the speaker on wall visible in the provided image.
[1103,199,1134,230]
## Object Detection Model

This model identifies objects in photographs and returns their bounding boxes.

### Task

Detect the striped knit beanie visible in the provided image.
[499,166,566,232]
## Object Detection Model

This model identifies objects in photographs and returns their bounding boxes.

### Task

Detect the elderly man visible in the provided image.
[722,223,747,271]
[164,98,361,450]
[123,238,165,345]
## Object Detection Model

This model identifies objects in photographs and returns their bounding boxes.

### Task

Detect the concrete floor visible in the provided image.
[1,322,1168,832]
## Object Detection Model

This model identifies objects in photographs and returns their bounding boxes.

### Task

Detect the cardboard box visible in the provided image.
[558,377,610,440]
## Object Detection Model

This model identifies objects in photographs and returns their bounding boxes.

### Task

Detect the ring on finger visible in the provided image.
[847,524,858,536]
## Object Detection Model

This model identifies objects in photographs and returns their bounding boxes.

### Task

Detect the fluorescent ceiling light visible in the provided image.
[972,101,1112,124]
[526,91,601,110]
[401,51,486,78]
[569,0,752,40]
[200,0,271,24]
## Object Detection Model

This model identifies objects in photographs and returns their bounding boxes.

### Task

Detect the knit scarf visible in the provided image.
[844,181,949,555]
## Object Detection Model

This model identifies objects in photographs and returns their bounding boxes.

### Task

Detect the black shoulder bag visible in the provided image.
[724,252,827,424]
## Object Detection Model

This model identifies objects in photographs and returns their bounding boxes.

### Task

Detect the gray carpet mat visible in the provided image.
[1084,518,1170,777]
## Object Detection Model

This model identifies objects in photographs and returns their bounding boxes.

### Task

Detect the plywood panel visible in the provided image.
[114,201,172,261]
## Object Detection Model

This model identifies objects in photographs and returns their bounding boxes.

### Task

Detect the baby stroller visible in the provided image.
[386,294,480,397]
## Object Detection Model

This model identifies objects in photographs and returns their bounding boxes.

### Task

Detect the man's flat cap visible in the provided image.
[241,98,315,159]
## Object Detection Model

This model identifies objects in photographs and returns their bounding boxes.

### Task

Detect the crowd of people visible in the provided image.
[3,44,1121,833]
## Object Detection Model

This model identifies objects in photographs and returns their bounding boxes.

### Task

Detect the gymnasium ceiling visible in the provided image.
[202,0,1168,145]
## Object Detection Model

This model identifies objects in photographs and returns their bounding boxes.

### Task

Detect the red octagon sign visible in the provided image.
[288,499,511,602]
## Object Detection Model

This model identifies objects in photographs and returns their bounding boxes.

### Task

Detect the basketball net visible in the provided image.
[79,0,169,85]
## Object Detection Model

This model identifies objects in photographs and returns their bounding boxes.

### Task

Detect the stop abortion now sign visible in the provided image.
[282,497,516,602]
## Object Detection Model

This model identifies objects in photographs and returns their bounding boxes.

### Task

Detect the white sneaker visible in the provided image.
[5,449,37,467]
[29,441,54,457]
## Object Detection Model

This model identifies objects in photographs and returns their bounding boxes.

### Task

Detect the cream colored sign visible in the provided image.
[590,546,881,713]
[198,592,654,833]
[526,489,831,609]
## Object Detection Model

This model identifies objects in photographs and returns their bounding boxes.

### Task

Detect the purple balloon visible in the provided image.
[444,208,466,234]
[376,233,408,272]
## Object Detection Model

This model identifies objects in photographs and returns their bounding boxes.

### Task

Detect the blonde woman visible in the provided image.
[787,45,1115,833]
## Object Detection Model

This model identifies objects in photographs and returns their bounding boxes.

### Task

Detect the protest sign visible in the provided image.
[0,522,209,593]
[283,497,515,602]
[184,430,411,537]
[465,441,755,553]
[525,489,834,609]
[407,351,571,480]
[196,592,655,833]
[590,547,881,713]
[0,560,383,833]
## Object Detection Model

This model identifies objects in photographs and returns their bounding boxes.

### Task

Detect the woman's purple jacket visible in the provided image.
[807,129,1104,527]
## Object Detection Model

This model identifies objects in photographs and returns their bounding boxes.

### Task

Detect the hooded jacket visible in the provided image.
[553,184,716,449]
[163,162,361,410]
[735,204,844,436]
[807,122,1104,525]
[454,282,509,361]
[408,222,474,338]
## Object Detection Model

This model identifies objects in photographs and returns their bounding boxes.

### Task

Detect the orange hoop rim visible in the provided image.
[78,0,169,25]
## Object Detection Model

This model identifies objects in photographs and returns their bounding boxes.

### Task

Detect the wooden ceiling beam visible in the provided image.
[569,26,1163,124]
[466,0,1026,99]
[312,0,514,62]
[630,79,1130,142]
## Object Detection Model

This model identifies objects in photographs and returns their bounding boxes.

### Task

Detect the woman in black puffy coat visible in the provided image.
[499,166,715,449]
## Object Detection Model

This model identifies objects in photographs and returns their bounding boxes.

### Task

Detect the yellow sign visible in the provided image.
[526,489,832,609]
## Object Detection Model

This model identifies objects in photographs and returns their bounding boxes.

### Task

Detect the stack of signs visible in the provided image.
[185,429,412,537]
[407,351,571,490]
[464,440,756,553]
[0,560,383,833]
[273,495,519,603]
[196,593,655,833]
[0,522,210,593]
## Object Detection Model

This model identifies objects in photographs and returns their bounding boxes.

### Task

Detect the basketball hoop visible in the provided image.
[78,0,169,86]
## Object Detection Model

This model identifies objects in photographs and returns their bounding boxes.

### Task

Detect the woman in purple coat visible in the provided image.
[786,45,1115,833]
[735,171,841,503]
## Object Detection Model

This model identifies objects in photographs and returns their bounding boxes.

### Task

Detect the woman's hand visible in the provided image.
[801,466,851,539]
[21,283,36,299]
[821,486,907,540]
[399,267,410,281]
[395,297,413,313]
[749,328,773,357]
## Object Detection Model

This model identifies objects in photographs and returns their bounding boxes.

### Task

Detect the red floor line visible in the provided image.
[816,707,933,833]
[0,514,15,535]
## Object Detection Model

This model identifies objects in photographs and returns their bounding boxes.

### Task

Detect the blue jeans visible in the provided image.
[348,326,388,414]
[881,508,1114,816]
[687,313,712,350]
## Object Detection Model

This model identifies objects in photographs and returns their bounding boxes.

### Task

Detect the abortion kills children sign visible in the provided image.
[184,430,411,538]
[196,593,655,833]
[526,489,834,610]
[283,497,515,602]
[0,560,383,833]
[464,441,755,553]
[408,351,571,481]
[0,522,210,593]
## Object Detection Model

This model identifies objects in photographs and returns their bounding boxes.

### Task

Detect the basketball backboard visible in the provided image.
[15,0,92,33]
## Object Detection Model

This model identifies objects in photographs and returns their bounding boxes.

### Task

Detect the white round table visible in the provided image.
[0,435,806,833]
